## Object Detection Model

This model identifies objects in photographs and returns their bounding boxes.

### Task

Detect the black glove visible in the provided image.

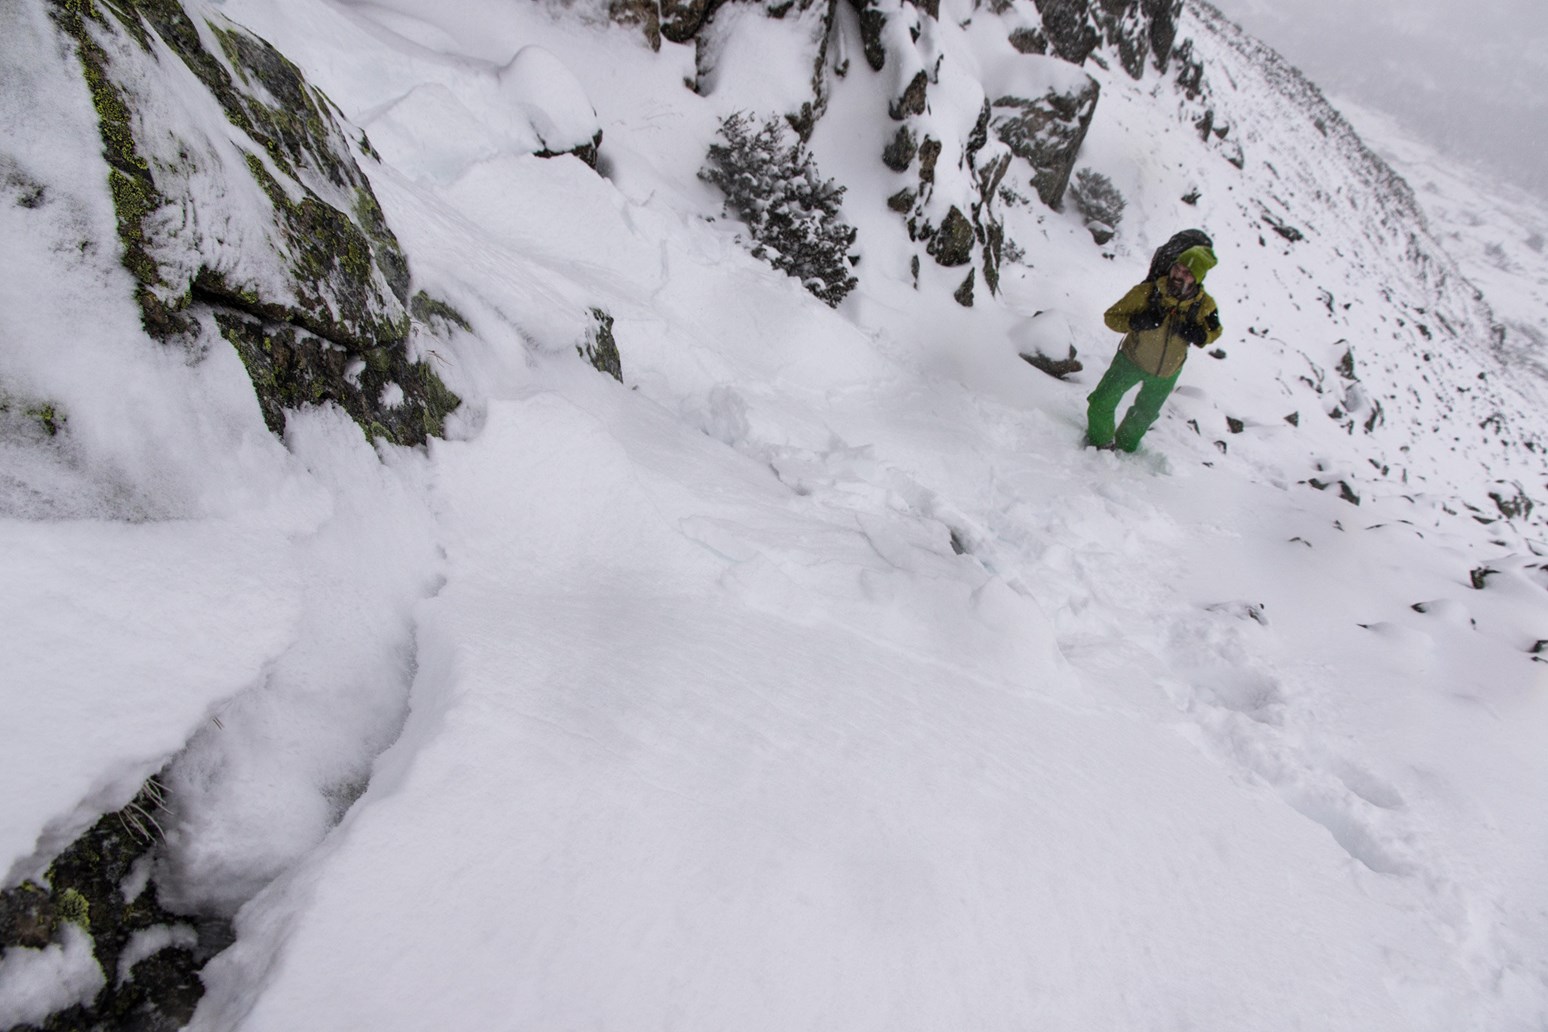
[1128,304,1165,332]
[1178,319,1207,347]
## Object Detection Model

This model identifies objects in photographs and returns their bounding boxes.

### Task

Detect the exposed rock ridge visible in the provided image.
[608,0,1183,304]
[53,0,461,447]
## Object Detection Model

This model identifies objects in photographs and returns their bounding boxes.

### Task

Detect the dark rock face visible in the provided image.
[1008,26,1048,54]
[1021,347,1084,379]
[1143,0,1183,71]
[916,136,943,185]
[953,267,976,307]
[927,206,976,267]
[0,781,233,1031]
[890,69,929,120]
[850,0,890,71]
[862,6,1013,302]
[1036,0,1100,65]
[1037,0,1181,77]
[1488,482,1534,521]
[882,126,919,172]
[991,71,1101,209]
[580,308,624,383]
[538,130,605,170]
[53,0,459,447]
[661,0,729,43]
[215,312,461,444]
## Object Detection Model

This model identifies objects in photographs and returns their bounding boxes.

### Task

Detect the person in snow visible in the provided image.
[1085,244,1223,452]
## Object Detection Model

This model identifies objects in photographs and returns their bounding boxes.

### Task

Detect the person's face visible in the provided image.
[1168,263,1197,296]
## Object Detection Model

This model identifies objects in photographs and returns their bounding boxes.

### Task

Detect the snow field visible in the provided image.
[195,374,1478,1031]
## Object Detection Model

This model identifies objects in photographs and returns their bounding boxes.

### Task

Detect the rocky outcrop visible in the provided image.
[1142,0,1184,72]
[54,0,460,447]
[692,0,841,140]
[846,1,1016,304]
[661,0,729,42]
[650,0,1195,305]
[887,94,1013,305]
[1036,0,1182,77]
[1021,346,1084,379]
[609,0,664,50]
[580,308,624,383]
[991,71,1101,209]
[0,781,230,1030]
[926,206,978,268]
[501,46,605,169]
[1037,0,1101,66]
[845,0,1201,301]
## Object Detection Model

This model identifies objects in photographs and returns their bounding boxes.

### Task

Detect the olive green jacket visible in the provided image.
[1104,277,1223,378]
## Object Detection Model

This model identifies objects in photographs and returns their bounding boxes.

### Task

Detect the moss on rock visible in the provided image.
[53,0,459,446]
[410,291,472,334]
[0,779,230,1031]
[52,0,196,340]
[218,313,458,445]
[579,308,624,383]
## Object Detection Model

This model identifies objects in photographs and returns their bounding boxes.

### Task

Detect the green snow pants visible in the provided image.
[1085,349,1182,453]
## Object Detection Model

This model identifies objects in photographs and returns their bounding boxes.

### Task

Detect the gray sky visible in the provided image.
[1202,0,1548,201]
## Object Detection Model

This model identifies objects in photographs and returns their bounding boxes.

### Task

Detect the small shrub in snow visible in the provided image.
[700,113,858,307]
[1070,168,1125,242]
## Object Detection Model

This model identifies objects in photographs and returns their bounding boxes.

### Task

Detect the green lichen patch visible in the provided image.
[218,313,459,446]
[226,153,405,350]
[354,189,409,303]
[579,307,624,383]
[55,887,91,928]
[211,23,355,189]
[1,389,70,443]
[52,0,195,340]
[31,403,66,438]
[0,778,228,1030]
[53,0,452,448]
[410,291,472,334]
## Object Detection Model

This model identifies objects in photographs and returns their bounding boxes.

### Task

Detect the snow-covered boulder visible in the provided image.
[497,46,603,168]
[0,785,211,1029]
[991,61,1100,209]
[692,0,841,139]
[52,0,459,446]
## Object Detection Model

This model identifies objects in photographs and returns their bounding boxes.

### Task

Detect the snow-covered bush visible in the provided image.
[1070,167,1126,243]
[700,113,858,307]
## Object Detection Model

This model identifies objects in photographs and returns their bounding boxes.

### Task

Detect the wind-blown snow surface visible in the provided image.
[4,0,1548,1027]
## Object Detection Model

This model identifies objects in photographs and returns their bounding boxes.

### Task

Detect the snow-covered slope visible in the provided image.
[1340,95,1548,388]
[3,0,1546,1028]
